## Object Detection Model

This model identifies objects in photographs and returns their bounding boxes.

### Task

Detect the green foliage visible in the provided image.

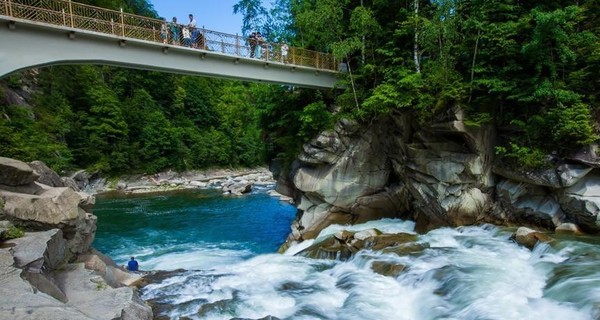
[495,143,548,169]
[299,101,334,138]
[545,102,597,146]
[0,104,73,172]
[464,112,493,128]
[5,74,22,89]
[1,226,25,241]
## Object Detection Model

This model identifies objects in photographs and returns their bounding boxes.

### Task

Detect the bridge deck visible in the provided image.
[0,0,339,88]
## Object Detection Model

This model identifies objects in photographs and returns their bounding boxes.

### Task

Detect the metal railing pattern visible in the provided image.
[0,0,337,71]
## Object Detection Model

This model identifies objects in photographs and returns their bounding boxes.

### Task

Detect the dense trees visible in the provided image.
[283,0,599,167]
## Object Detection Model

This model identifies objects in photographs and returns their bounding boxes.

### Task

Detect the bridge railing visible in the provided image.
[0,0,337,71]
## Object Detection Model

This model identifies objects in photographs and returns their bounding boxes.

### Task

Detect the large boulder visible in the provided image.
[496,179,565,229]
[10,229,68,302]
[511,227,554,250]
[559,174,600,233]
[0,249,94,320]
[293,128,390,210]
[0,173,98,255]
[1,232,152,320]
[54,263,152,320]
[297,230,418,261]
[29,161,65,188]
[0,186,81,226]
[0,157,39,186]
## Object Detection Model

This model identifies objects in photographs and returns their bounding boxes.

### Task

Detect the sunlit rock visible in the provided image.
[0,156,39,186]
[555,223,581,234]
[511,227,554,250]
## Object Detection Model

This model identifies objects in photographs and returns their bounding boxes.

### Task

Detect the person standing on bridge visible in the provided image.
[249,32,257,58]
[280,42,289,63]
[255,32,264,58]
[182,26,192,47]
[170,17,180,45]
[160,19,168,44]
[188,14,198,48]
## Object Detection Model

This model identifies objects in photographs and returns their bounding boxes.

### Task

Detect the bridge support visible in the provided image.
[0,18,339,89]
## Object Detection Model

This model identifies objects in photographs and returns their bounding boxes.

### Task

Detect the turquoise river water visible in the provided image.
[94,187,600,320]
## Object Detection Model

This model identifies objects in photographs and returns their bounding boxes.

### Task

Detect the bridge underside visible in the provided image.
[0,18,339,89]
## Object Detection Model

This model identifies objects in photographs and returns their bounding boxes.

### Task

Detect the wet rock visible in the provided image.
[231,316,282,320]
[0,157,39,186]
[371,261,407,277]
[555,223,581,234]
[297,236,355,260]
[382,242,430,256]
[511,227,555,250]
[333,230,354,242]
[369,233,418,251]
[354,228,382,241]
[496,179,565,229]
[299,231,421,261]
[351,184,411,223]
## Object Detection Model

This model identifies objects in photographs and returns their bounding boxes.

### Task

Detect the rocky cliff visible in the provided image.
[279,108,597,250]
[0,157,152,320]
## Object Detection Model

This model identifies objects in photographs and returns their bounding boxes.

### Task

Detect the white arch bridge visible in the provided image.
[0,0,340,89]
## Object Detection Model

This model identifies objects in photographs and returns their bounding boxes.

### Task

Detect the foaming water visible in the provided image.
[94,191,600,320]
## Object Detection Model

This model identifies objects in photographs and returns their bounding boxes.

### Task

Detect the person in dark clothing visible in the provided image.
[249,32,257,58]
[127,257,139,271]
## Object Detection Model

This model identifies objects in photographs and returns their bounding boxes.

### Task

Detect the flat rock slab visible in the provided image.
[0,157,39,187]
[0,249,92,320]
[10,229,66,270]
[55,263,152,320]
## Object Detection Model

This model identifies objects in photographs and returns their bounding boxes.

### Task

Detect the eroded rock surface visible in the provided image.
[0,157,151,320]
[280,109,600,248]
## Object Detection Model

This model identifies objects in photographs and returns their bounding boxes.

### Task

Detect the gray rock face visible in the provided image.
[282,108,600,246]
[1,186,81,225]
[496,180,565,229]
[0,157,39,186]
[0,157,150,319]
[559,174,600,233]
[29,161,65,188]
[0,249,94,320]
[284,109,497,244]
[1,229,151,320]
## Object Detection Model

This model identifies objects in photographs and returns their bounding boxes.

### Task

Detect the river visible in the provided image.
[94,187,600,320]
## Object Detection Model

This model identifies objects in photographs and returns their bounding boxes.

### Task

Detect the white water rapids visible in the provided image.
[140,219,600,319]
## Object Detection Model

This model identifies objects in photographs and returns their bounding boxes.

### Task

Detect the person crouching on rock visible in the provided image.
[127,256,139,272]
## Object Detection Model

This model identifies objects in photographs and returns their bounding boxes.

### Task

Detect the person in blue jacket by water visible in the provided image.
[127,257,139,272]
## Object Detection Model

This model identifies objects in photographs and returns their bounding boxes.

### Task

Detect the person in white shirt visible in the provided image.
[188,14,198,48]
[280,42,289,63]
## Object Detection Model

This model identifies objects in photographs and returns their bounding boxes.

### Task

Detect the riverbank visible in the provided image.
[85,167,292,202]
